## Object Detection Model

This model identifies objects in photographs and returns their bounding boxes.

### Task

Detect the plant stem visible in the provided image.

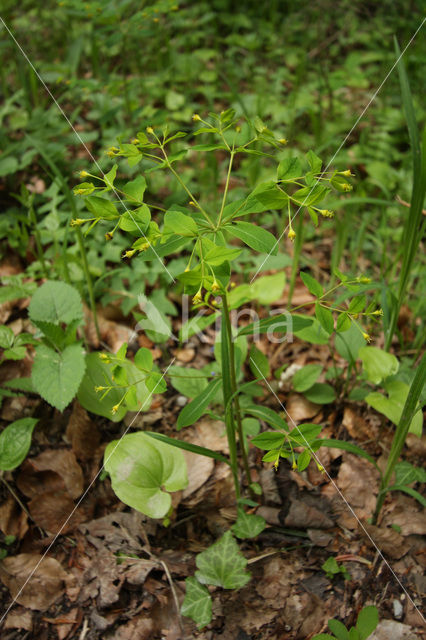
[372,352,426,524]
[75,227,100,342]
[287,212,304,305]
[216,151,234,229]
[222,293,253,490]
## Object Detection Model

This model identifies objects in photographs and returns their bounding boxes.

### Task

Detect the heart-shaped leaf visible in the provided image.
[195,530,251,589]
[181,577,212,629]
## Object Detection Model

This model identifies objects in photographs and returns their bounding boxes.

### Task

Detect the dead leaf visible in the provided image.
[362,523,407,559]
[105,615,154,640]
[0,554,68,610]
[0,496,28,539]
[3,607,33,631]
[66,401,100,461]
[284,499,334,529]
[182,450,214,499]
[43,608,80,640]
[18,449,84,499]
[286,393,321,422]
[369,619,420,639]
[381,493,426,536]
[28,491,86,534]
[188,419,229,453]
[173,347,195,363]
[335,453,380,523]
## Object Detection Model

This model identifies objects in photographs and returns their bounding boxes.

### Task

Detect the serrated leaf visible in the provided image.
[177,377,222,429]
[231,508,266,539]
[29,281,83,326]
[300,272,323,298]
[228,221,278,255]
[293,364,322,392]
[181,577,212,629]
[195,530,251,589]
[0,418,38,471]
[32,343,86,411]
[0,326,14,349]
[104,432,187,519]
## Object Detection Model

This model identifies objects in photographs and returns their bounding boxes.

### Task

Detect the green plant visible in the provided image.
[312,605,379,640]
[70,110,386,628]
[321,556,351,581]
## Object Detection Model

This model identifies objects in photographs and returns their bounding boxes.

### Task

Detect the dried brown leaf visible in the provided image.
[18,449,84,499]
[66,401,100,461]
[0,554,68,610]
[0,496,28,539]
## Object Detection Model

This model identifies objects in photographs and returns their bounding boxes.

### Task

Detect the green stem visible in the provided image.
[216,151,234,229]
[288,213,304,305]
[75,227,100,342]
[372,352,426,524]
[222,293,253,489]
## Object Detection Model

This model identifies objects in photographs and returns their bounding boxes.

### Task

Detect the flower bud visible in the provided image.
[288,228,296,242]
[192,114,201,121]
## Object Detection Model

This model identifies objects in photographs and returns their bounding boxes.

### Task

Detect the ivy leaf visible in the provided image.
[181,577,212,629]
[104,432,188,519]
[231,508,266,539]
[0,418,38,471]
[228,221,278,255]
[29,281,83,326]
[394,461,426,486]
[32,343,86,411]
[195,530,251,589]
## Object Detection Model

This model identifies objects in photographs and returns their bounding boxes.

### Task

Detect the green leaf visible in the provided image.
[289,423,322,445]
[320,439,378,469]
[122,175,147,203]
[306,150,322,173]
[163,210,198,237]
[387,485,426,508]
[146,432,230,466]
[181,577,212,629]
[0,418,38,471]
[250,272,285,304]
[297,449,312,472]
[335,323,366,364]
[244,405,288,431]
[32,343,86,411]
[394,461,426,486]
[359,346,399,385]
[337,313,351,332]
[356,606,379,640]
[77,353,126,421]
[251,431,285,450]
[238,314,313,337]
[293,364,323,392]
[104,164,117,189]
[177,377,222,429]
[292,184,329,206]
[249,345,270,379]
[366,380,422,436]
[104,432,187,519]
[315,302,334,335]
[300,271,323,298]
[277,157,302,181]
[119,205,151,234]
[294,317,330,345]
[231,508,266,539]
[328,619,350,640]
[85,195,119,220]
[311,635,337,640]
[304,383,336,404]
[348,294,367,313]
[195,530,251,589]
[228,221,278,255]
[0,326,14,349]
[204,244,242,266]
[134,347,153,372]
[29,281,83,326]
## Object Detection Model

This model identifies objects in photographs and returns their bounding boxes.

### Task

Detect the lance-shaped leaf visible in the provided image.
[177,377,222,429]
[195,530,251,589]
[228,221,278,255]
[238,314,313,337]
[104,432,188,519]
[181,577,212,628]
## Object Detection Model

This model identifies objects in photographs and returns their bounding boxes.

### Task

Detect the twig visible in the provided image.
[396,194,426,215]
